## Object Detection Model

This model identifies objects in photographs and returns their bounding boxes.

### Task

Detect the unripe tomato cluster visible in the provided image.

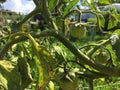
[59,75,78,90]
[95,51,108,64]
[70,24,86,38]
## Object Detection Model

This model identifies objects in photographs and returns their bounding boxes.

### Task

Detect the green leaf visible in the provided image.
[63,0,79,16]
[17,58,32,89]
[108,16,118,29]
[33,45,56,89]
[98,14,105,27]
[0,73,8,90]
[64,0,71,2]
[98,0,110,4]
[49,0,59,11]
[113,29,120,35]
[90,0,94,3]
[106,45,117,64]
[54,45,66,62]
[33,55,44,89]
[0,60,21,90]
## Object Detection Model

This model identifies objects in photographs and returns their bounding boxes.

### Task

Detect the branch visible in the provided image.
[75,72,106,79]
[107,25,120,31]
[0,31,55,59]
[87,39,110,56]
[37,30,120,77]
[18,7,40,25]
[0,30,120,76]
[0,36,28,59]
[33,0,39,6]
[64,60,108,79]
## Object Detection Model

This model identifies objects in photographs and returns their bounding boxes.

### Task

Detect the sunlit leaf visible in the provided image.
[98,0,110,4]
[34,46,56,89]
[90,0,94,3]
[106,45,117,64]
[108,18,118,29]
[113,29,120,35]
[54,45,66,62]
[64,0,71,2]
[49,0,59,11]
[98,14,105,27]
[0,60,21,90]
[63,0,79,16]
[103,7,119,29]
[0,73,8,90]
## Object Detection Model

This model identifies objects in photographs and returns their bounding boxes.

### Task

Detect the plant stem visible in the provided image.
[1,30,120,77]
[88,79,93,90]
[39,30,120,77]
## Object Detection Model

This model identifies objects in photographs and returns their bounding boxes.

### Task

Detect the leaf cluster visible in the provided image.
[1,0,120,90]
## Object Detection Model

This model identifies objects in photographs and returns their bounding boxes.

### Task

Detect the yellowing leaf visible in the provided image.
[34,46,56,89]
[0,60,21,90]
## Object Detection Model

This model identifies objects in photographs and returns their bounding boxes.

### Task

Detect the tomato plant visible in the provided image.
[1,0,120,90]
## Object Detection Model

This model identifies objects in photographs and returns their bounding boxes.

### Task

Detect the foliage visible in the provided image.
[1,0,120,90]
[0,60,21,90]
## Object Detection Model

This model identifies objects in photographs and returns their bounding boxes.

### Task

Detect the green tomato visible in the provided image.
[59,75,78,90]
[95,51,108,64]
[70,24,86,38]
